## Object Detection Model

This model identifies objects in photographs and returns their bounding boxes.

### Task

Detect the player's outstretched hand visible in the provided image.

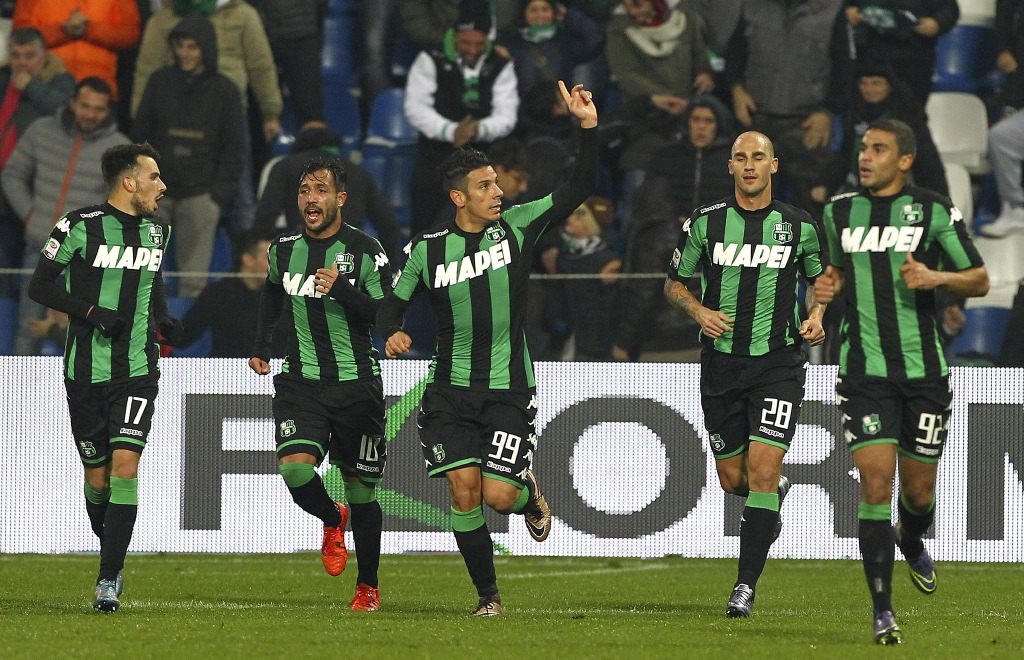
[799,318,825,346]
[384,330,412,358]
[558,81,597,128]
[248,357,271,375]
[87,305,127,338]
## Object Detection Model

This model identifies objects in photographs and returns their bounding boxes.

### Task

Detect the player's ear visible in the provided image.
[898,153,914,172]
[122,176,136,193]
[337,190,347,206]
[450,189,466,208]
[770,158,779,174]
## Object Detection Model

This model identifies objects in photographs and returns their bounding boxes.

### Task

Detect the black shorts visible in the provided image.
[272,374,387,482]
[701,346,808,459]
[64,375,160,467]
[836,374,952,463]
[417,384,537,487]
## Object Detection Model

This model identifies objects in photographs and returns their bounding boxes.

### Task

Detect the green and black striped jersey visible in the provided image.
[823,186,984,380]
[667,197,826,356]
[263,224,390,381]
[42,203,170,383]
[383,128,599,392]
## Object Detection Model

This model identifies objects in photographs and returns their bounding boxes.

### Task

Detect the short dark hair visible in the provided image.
[441,146,491,193]
[867,118,917,158]
[102,143,160,192]
[238,228,276,258]
[487,137,531,175]
[75,76,113,99]
[298,154,346,192]
[10,27,45,50]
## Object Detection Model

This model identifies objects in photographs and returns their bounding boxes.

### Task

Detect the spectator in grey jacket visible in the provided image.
[725,0,848,211]
[2,76,128,354]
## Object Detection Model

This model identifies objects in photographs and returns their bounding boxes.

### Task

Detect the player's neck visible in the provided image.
[454,211,490,233]
[734,188,772,212]
[868,178,906,198]
[106,195,138,217]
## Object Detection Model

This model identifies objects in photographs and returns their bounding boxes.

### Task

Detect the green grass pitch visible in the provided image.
[1,554,1021,658]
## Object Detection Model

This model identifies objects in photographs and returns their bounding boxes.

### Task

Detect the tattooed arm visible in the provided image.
[663,278,734,339]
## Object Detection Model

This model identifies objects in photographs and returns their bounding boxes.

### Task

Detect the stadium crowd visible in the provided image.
[0,0,1019,365]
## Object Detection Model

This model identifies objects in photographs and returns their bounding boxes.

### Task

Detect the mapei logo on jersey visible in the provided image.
[900,203,924,224]
[772,221,793,244]
[485,223,505,242]
[42,237,61,260]
[149,225,164,246]
[433,239,512,288]
[840,225,923,253]
[282,271,329,298]
[711,242,792,269]
[92,245,164,271]
[335,252,354,274]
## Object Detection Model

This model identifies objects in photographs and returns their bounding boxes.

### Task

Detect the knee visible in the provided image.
[450,484,482,512]
[484,490,519,515]
[859,471,894,505]
[716,470,747,496]
[901,482,935,511]
[85,472,109,493]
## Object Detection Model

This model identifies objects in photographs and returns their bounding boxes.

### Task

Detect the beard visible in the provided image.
[130,194,157,217]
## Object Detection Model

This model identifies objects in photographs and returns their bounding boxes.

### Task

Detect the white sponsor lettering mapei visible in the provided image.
[92,245,164,271]
[711,243,792,269]
[433,239,513,288]
[841,225,923,253]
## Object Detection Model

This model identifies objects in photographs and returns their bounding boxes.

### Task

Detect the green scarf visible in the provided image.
[173,0,218,17]
[520,24,558,43]
[442,28,493,108]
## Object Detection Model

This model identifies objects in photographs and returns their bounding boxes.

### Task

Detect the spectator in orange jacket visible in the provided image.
[13,0,141,100]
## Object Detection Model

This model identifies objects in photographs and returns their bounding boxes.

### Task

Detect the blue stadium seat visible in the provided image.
[952,306,1011,360]
[362,88,418,230]
[932,24,996,94]
[0,297,17,355]
[322,15,356,81]
[390,31,421,79]
[166,296,211,357]
[322,74,361,155]
[365,88,417,145]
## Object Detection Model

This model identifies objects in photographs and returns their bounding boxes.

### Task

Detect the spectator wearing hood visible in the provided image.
[253,125,401,262]
[1,76,129,354]
[811,58,948,203]
[404,0,519,234]
[844,0,959,105]
[132,15,245,298]
[498,0,604,100]
[611,93,735,361]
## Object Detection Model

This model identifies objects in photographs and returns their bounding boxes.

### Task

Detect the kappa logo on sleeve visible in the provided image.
[373,252,389,270]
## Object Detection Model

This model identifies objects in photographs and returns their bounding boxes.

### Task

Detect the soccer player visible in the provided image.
[375,80,596,616]
[249,154,391,611]
[814,119,988,645]
[27,143,180,613]
[664,131,827,618]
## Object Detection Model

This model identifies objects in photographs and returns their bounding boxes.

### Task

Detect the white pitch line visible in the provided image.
[502,562,676,579]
